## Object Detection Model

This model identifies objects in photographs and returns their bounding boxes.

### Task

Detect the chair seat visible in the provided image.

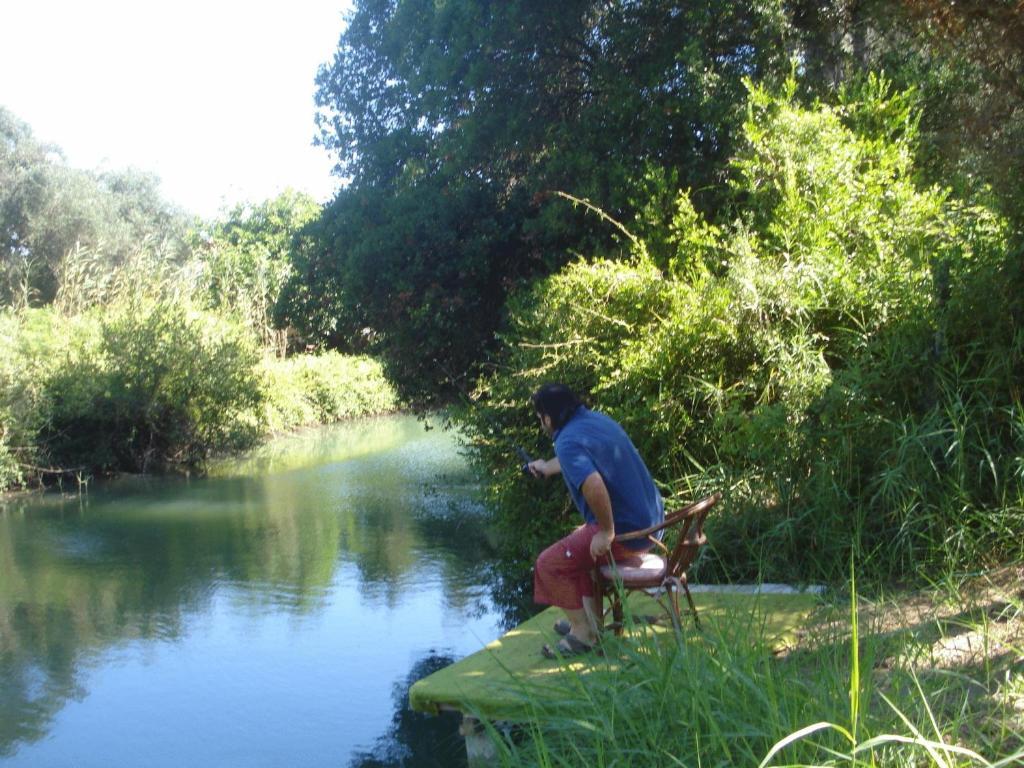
[599,553,667,588]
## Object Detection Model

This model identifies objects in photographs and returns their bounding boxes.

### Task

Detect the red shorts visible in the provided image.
[533,524,649,610]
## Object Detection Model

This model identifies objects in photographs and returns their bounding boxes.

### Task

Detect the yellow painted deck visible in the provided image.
[409,590,820,719]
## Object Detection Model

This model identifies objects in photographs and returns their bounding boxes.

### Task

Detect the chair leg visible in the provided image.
[656,577,683,634]
[668,579,683,634]
[596,568,631,636]
[681,578,700,630]
[612,595,624,635]
[591,570,606,634]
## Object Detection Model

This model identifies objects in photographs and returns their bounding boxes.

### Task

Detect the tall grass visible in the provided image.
[483,580,1024,767]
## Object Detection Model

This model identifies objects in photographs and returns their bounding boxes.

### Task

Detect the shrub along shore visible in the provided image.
[0,302,397,492]
[460,78,1024,590]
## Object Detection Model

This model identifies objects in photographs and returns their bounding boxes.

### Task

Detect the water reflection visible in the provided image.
[0,416,503,766]
[348,654,467,768]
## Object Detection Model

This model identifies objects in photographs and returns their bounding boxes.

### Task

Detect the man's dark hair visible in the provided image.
[531,383,582,431]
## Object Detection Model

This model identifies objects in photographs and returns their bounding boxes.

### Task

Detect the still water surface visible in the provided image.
[0,415,506,767]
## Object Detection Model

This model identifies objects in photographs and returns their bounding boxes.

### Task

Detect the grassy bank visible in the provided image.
[484,566,1024,767]
[0,302,397,491]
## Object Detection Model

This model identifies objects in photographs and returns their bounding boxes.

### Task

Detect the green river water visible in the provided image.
[0,415,509,767]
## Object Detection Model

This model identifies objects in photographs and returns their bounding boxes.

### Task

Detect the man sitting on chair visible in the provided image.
[527,383,665,657]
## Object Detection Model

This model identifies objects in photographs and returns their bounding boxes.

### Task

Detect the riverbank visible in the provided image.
[0,305,399,492]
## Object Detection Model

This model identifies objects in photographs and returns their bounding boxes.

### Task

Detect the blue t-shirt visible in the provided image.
[553,407,665,550]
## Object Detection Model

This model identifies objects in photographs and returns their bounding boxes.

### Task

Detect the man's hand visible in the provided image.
[528,457,561,479]
[590,528,614,559]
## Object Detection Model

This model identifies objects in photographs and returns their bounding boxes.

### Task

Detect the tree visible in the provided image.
[299,0,1024,403]
[786,1,1024,227]
[0,108,60,307]
[297,0,794,401]
[191,189,320,354]
[0,107,190,309]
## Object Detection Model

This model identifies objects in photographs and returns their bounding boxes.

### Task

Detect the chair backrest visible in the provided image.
[614,492,720,572]
[662,493,719,578]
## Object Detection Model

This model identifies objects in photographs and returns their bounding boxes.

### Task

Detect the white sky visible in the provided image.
[0,0,351,218]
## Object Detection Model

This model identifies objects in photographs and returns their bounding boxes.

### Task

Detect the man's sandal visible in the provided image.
[541,633,597,659]
[554,616,659,636]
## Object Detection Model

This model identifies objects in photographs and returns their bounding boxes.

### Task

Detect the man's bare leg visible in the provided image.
[563,597,599,645]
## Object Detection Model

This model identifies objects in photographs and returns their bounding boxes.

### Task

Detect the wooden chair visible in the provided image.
[593,493,720,634]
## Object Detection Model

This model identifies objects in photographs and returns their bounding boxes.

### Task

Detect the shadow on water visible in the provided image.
[336,496,537,768]
[348,654,468,768]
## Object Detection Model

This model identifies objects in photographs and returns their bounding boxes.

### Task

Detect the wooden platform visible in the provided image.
[409,589,820,720]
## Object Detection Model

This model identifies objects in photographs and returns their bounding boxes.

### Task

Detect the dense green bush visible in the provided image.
[34,299,264,473]
[0,304,400,490]
[262,352,398,432]
[0,309,64,486]
[462,76,1023,584]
